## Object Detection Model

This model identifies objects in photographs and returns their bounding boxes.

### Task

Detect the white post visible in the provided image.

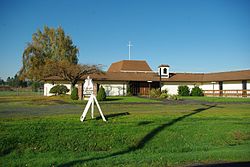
[80,95,93,122]
[93,95,107,121]
[80,94,106,122]
[91,97,94,119]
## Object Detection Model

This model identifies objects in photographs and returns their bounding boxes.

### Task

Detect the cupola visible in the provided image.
[158,64,170,78]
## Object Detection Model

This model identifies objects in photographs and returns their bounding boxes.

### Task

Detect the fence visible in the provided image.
[203,90,250,97]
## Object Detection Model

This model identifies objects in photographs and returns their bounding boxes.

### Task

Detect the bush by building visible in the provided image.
[49,85,69,95]
[71,87,79,100]
[191,86,204,96]
[160,93,168,99]
[178,85,190,96]
[97,86,106,101]
[168,94,180,100]
[150,88,161,98]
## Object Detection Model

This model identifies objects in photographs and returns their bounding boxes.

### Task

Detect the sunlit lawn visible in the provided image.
[0,95,250,166]
[180,96,250,103]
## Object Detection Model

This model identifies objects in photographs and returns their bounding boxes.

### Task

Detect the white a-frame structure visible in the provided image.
[80,94,107,122]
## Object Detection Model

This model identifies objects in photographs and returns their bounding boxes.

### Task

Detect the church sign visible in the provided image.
[83,76,94,95]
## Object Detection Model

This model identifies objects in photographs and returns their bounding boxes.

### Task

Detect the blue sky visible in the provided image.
[0,0,250,80]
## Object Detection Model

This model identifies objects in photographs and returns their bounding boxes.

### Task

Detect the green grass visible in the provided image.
[105,96,160,103]
[0,95,250,166]
[180,96,250,103]
[0,95,160,107]
[0,90,43,96]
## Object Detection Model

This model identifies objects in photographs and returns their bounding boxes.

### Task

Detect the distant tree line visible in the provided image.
[0,75,43,92]
[0,75,27,87]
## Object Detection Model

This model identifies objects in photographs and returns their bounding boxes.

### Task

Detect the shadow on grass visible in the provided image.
[138,121,153,126]
[58,104,217,167]
[96,112,130,121]
[1,146,17,157]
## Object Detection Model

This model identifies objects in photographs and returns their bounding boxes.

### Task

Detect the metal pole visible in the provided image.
[213,83,214,97]
[149,82,151,98]
[159,69,162,92]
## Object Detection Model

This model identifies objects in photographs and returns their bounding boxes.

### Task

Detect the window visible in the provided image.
[242,80,247,90]
[163,68,167,74]
[219,81,223,90]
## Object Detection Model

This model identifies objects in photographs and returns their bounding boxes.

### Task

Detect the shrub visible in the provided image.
[160,93,168,99]
[168,94,180,100]
[32,82,40,92]
[97,86,106,101]
[178,85,190,96]
[191,86,204,96]
[49,85,69,95]
[71,87,79,100]
[161,89,168,94]
[150,88,161,98]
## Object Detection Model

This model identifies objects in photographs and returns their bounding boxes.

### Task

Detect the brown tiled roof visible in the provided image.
[107,60,152,72]
[89,72,159,81]
[87,70,250,82]
[203,70,250,82]
[162,73,204,82]
[44,70,250,82]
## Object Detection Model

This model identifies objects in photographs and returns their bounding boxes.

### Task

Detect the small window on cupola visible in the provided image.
[163,68,167,74]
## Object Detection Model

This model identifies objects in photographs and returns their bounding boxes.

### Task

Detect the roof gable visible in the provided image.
[107,60,152,72]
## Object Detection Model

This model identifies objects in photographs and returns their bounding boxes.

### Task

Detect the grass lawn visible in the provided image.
[105,96,160,103]
[180,96,250,103]
[0,90,43,96]
[0,95,250,166]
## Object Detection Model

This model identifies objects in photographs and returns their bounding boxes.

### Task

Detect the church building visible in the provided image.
[44,60,250,98]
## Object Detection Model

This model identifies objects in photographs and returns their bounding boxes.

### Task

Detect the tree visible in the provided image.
[5,75,28,87]
[71,87,79,100]
[6,75,18,87]
[49,85,69,95]
[44,60,102,88]
[19,26,101,87]
[97,86,106,101]
[178,85,190,96]
[31,82,41,92]
[191,86,204,96]
[0,78,5,85]
[20,26,79,81]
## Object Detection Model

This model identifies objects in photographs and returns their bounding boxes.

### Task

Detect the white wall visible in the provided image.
[161,81,248,95]
[100,82,127,96]
[200,82,220,90]
[223,81,242,90]
[161,82,196,95]
[44,83,73,96]
[44,80,249,97]
[161,84,178,95]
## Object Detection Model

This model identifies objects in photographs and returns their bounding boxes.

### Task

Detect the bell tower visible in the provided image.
[158,64,170,78]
